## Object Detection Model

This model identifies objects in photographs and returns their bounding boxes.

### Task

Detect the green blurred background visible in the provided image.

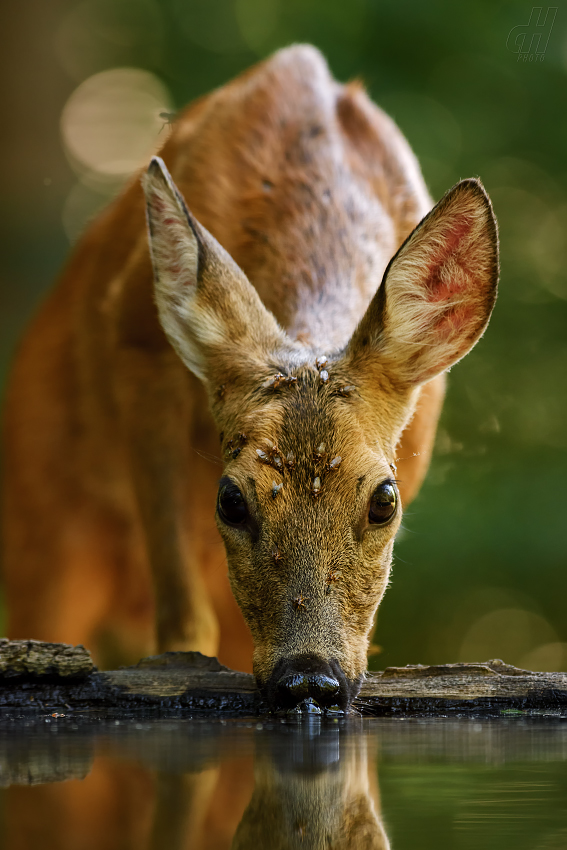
[1,0,566,671]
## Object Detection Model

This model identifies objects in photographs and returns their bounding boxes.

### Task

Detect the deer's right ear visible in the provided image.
[345,178,499,389]
[143,156,286,384]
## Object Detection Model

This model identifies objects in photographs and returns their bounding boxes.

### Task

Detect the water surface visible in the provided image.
[1,714,566,848]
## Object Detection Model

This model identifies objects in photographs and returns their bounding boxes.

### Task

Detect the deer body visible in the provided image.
[2,46,497,709]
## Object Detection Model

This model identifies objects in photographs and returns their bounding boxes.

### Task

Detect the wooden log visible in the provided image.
[358,659,567,715]
[0,640,566,717]
[0,638,95,678]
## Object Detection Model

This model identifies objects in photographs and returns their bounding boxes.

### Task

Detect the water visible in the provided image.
[1,714,566,848]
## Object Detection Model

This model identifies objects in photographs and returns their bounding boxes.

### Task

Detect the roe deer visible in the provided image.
[2,45,498,711]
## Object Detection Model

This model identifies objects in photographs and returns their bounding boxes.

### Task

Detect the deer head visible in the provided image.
[143,156,498,712]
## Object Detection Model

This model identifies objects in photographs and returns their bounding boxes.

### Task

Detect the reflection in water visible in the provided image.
[233,727,388,849]
[2,718,387,850]
[2,717,567,849]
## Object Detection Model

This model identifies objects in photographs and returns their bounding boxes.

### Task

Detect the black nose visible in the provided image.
[276,671,340,709]
[263,654,362,713]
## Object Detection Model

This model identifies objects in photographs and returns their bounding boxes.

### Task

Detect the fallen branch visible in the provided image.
[1,640,566,717]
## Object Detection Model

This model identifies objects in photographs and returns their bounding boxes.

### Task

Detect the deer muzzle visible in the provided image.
[263,653,361,713]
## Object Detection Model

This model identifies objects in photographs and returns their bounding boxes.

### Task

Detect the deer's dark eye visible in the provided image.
[217,481,248,526]
[368,482,397,525]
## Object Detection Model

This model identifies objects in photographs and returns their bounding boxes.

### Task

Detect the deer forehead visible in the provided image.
[219,369,395,508]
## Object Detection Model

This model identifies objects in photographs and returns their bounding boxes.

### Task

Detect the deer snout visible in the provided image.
[276,671,340,707]
[264,654,351,713]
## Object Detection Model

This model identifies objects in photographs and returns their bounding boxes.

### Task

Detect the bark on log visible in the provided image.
[1,640,566,717]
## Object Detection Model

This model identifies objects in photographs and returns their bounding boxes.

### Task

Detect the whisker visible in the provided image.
[392,551,412,566]
[191,447,223,466]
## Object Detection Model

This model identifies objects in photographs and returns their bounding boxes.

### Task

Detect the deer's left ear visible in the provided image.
[345,179,499,387]
[143,156,288,385]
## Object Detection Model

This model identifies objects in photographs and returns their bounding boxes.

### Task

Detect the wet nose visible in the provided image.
[275,671,340,709]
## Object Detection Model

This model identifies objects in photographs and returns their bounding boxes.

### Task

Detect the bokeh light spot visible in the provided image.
[520,642,567,673]
[62,180,113,244]
[60,67,172,179]
[459,608,558,668]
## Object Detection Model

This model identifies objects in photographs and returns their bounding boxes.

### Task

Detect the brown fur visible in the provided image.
[2,46,497,690]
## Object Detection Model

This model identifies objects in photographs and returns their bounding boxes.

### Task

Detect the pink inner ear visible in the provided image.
[150,196,165,214]
[146,182,198,289]
[424,217,474,302]
[434,303,477,341]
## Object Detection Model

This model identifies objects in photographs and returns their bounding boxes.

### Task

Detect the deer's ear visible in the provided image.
[346,179,498,387]
[143,156,286,383]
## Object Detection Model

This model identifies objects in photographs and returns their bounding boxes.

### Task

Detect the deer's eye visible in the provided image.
[217,481,248,526]
[368,482,397,525]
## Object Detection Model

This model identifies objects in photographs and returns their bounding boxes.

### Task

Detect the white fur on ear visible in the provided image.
[143,157,227,381]
[142,157,290,386]
[348,178,499,387]
[144,156,199,291]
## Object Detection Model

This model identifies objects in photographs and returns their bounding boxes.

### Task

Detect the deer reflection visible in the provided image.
[233,724,390,850]
[2,721,390,850]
